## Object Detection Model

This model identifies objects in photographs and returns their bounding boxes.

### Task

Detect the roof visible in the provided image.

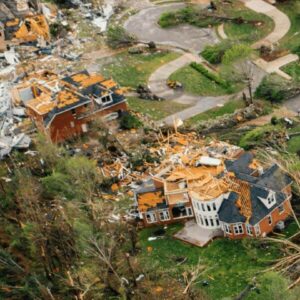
[225,152,256,176]
[23,69,126,126]
[218,192,246,224]
[218,184,288,225]
[256,164,293,191]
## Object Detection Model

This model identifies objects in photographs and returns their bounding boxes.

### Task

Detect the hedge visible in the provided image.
[190,62,230,90]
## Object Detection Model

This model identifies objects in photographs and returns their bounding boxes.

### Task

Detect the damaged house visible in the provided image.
[12,70,128,142]
[134,142,293,245]
[0,0,49,51]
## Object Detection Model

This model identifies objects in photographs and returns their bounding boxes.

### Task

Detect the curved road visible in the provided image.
[124,1,296,124]
[124,3,218,53]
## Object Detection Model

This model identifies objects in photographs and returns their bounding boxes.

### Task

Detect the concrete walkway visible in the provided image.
[174,220,223,247]
[254,54,299,80]
[241,0,291,49]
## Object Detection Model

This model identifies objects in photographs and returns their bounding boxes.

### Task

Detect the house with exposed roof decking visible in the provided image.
[12,70,128,142]
[134,150,293,244]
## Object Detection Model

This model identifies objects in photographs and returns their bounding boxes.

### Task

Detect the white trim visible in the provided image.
[146,212,157,223]
[233,223,244,235]
[246,224,253,236]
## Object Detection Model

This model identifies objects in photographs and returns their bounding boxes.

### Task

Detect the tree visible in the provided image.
[106,25,137,49]
[222,44,254,103]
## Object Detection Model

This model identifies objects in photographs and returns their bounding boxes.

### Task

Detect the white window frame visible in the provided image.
[246,224,253,236]
[146,212,157,224]
[70,121,75,128]
[207,204,211,212]
[215,215,220,226]
[159,210,170,221]
[278,204,284,214]
[224,223,231,234]
[186,207,193,216]
[201,203,205,211]
[233,223,244,235]
[212,202,217,211]
[268,215,272,225]
[254,224,261,236]
[101,94,113,105]
[199,214,204,226]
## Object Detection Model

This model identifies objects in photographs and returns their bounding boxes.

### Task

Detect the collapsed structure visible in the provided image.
[11,70,128,142]
[134,134,292,245]
[0,0,49,51]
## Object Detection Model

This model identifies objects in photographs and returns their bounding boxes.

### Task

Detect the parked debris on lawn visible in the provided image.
[136,84,164,101]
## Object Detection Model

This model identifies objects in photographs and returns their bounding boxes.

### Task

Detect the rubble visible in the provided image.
[0,81,31,159]
[136,84,164,101]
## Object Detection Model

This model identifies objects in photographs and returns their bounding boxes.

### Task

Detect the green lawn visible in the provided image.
[98,51,180,88]
[127,97,190,120]
[282,61,300,82]
[224,7,274,43]
[277,2,300,54]
[138,224,280,299]
[287,124,300,153]
[169,65,234,96]
[158,1,274,44]
[185,99,245,126]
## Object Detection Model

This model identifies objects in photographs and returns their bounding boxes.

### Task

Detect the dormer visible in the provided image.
[258,190,276,209]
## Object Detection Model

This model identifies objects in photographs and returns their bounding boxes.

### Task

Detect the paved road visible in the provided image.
[241,0,291,49]
[124,3,218,53]
[284,95,300,114]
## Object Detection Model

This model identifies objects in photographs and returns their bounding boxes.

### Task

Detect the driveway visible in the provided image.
[124,3,218,53]
[241,0,291,49]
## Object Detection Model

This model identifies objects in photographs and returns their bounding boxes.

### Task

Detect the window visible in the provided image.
[196,202,200,211]
[215,215,220,226]
[159,210,170,221]
[246,224,253,236]
[233,224,244,235]
[207,204,211,212]
[81,123,88,133]
[268,215,272,225]
[212,202,217,211]
[209,216,214,227]
[199,215,204,226]
[254,224,261,236]
[71,108,76,115]
[224,224,231,234]
[101,94,113,105]
[70,121,75,128]
[204,216,209,226]
[201,203,205,211]
[278,204,284,214]
[187,207,193,216]
[146,212,157,223]
[267,192,276,205]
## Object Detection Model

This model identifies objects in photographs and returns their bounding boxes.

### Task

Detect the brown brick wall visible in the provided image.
[224,198,292,239]
[27,101,128,143]
[141,201,194,228]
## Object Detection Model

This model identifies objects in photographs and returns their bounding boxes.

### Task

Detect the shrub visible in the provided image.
[201,41,233,64]
[222,44,252,65]
[190,62,230,89]
[255,74,288,103]
[107,25,136,49]
[120,112,142,130]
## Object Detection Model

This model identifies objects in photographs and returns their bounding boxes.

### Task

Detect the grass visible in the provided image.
[277,2,300,54]
[282,61,300,82]
[169,65,240,96]
[97,51,180,88]
[127,97,190,120]
[224,7,274,44]
[158,1,274,44]
[138,224,281,299]
[185,99,245,126]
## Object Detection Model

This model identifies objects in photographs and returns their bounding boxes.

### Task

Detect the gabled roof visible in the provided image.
[256,164,292,191]
[218,184,288,225]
